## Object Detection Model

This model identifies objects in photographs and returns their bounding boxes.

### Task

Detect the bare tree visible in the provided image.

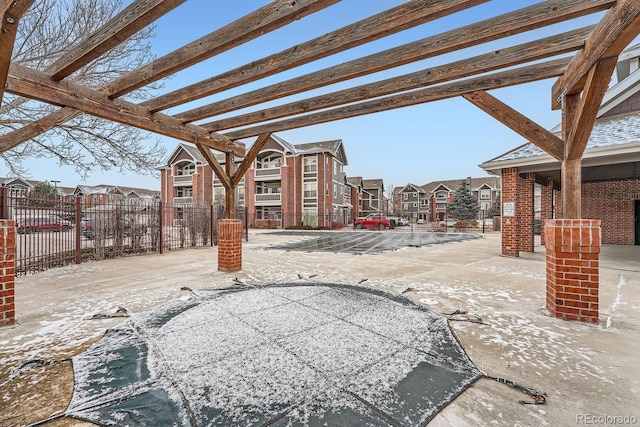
[0,0,166,178]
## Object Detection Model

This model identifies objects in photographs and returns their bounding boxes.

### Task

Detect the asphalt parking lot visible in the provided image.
[1,230,639,426]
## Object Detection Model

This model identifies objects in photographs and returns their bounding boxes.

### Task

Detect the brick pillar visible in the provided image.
[518,173,535,252]
[0,220,16,326]
[501,167,519,257]
[540,178,554,245]
[544,219,600,323]
[217,219,243,272]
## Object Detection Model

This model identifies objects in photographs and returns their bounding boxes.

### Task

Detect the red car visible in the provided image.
[17,217,72,234]
[354,213,390,230]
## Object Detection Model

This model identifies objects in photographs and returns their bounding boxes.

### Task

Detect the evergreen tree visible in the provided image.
[29,181,58,207]
[447,181,480,221]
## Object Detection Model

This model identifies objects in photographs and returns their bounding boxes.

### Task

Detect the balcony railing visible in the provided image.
[255,193,281,205]
[173,175,193,186]
[172,197,193,205]
[254,167,281,180]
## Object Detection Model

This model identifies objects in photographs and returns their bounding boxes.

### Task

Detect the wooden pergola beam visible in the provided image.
[232,132,272,188]
[105,0,340,98]
[0,0,35,102]
[566,57,618,160]
[6,63,245,155]
[176,0,613,123]
[0,0,336,151]
[49,0,187,81]
[142,0,489,113]
[462,91,564,160]
[204,27,592,132]
[195,144,231,189]
[552,0,640,109]
[223,59,570,140]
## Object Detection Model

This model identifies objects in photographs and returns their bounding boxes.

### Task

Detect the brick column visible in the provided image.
[0,220,16,326]
[540,178,554,245]
[544,219,600,323]
[518,173,535,253]
[501,167,519,257]
[217,219,243,272]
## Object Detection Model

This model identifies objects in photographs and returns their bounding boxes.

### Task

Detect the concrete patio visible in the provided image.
[1,230,638,426]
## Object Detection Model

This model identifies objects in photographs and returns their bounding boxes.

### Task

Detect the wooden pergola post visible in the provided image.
[196,134,271,271]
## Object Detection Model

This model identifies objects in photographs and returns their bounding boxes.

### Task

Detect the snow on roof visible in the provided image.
[484,112,640,164]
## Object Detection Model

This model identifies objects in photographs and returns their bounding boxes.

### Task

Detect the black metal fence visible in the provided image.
[0,187,246,276]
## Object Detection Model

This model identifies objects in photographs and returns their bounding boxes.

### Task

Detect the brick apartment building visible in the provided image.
[480,44,640,246]
[160,135,356,228]
[392,177,501,223]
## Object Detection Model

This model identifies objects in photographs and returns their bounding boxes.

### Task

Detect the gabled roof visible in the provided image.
[480,113,640,174]
[426,182,456,194]
[399,183,425,194]
[0,177,34,188]
[347,176,363,187]
[166,143,206,165]
[362,179,384,191]
[293,139,347,165]
[261,134,296,154]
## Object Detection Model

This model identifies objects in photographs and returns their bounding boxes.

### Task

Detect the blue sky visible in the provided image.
[14,0,638,192]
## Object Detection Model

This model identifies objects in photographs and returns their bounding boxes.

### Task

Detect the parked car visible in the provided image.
[17,217,72,234]
[81,217,147,239]
[387,216,409,227]
[353,213,390,230]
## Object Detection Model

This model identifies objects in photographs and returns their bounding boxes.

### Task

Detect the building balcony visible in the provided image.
[254,167,281,181]
[173,175,193,186]
[172,197,193,205]
[255,193,281,206]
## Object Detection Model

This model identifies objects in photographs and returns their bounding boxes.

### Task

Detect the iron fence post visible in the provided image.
[159,201,164,254]
[0,186,7,219]
[75,196,82,264]
[210,204,214,247]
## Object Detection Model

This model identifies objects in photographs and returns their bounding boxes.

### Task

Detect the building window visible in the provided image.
[304,182,317,198]
[176,162,195,176]
[333,183,337,198]
[214,187,225,202]
[413,203,417,207]
[176,186,193,197]
[403,193,408,200]
[403,203,409,211]
[257,153,282,169]
[304,156,317,173]
[480,189,491,200]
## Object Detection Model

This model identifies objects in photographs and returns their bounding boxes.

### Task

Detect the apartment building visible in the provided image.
[160,135,351,229]
[422,177,501,222]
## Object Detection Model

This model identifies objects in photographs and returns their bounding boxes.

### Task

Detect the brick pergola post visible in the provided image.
[518,173,535,253]
[544,219,600,323]
[0,220,16,326]
[217,219,243,272]
[501,167,519,257]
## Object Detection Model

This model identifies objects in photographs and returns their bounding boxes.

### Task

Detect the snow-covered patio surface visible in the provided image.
[1,231,639,426]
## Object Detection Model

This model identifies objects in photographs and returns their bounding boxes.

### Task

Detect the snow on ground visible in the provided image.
[1,231,639,426]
